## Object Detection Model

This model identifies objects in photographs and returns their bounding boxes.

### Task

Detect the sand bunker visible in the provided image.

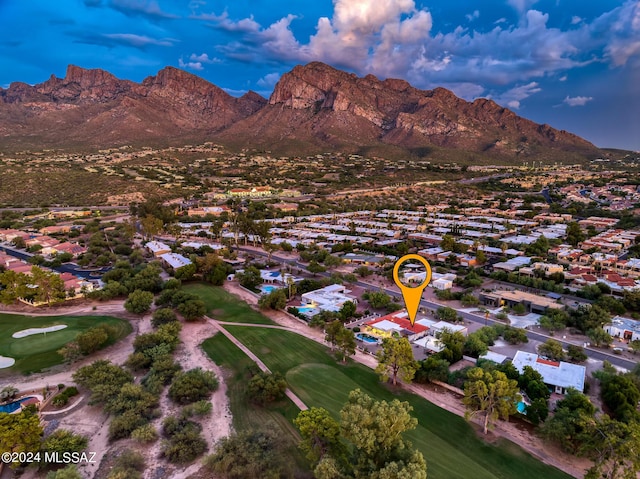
[0,356,16,368]
[12,324,68,338]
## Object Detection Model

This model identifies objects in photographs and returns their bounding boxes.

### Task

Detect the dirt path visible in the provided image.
[150,320,232,479]
[222,282,589,479]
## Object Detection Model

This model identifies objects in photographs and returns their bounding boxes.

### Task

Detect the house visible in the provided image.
[604,316,640,342]
[512,351,586,394]
[479,290,564,314]
[364,310,429,342]
[429,321,468,337]
[146,241,171,257]
[300,284,357,314]
[479,351,509,365]
[413,335,444,354]
[159,253,192,270]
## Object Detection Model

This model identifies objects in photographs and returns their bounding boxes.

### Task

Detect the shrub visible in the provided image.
[169,368,218,404]
[131,424,158,443]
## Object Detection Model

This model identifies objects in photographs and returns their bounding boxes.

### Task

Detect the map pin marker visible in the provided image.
[392,254,432,327]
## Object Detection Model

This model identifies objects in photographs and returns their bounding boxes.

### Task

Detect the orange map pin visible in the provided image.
[392,254,432,326]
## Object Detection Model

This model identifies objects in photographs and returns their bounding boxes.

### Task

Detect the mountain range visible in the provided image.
[0,62,601,161]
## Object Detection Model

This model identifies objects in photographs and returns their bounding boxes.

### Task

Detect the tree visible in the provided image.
[538,339,565,361]
[539,309,569,332]
[247,371,287,404]
[204,431,284,479]
[566,222,586,247]
[476,250,487,265]
[46,465,83,479]
[236,266,261,290]
[502,327,528,345]
[30,266,66,306]
[415,357,450,384]
[582,416,640,479]
[436,329,465,364]
[0,409,43,466]
[307,260,327,276]
[152,308,177,327]
[588,328,613,348]
[294,407,344,465]
[567,344,588,363]
[324,254,342,269]
[366,291,392,309]
[124,289,154,315]
[169,368,218,404]
[525,397,549,425]
[375,337,418,386]
[440,234,456,251]
[518,366,550,402]
[141,215,163,240]
[435,306,459,322]
[340,389,426,479]
[174,263,197,281]
[257,289,287,310]
[339,300,356,321]
[177,299,206,321]
[540,388,596,454]
[600,375,640,423]
[463,368,520,434]
[76,326,109,355]
[40,429,88,459]
[354,266,372,278]
[324,320,357,362]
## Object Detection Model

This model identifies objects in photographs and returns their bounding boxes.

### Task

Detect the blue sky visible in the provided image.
[1,0,639,150]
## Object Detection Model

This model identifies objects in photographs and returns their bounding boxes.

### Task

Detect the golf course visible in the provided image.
[197,285,572,479]
[0,313,132,374]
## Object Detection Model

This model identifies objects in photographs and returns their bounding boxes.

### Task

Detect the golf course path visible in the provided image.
[208,318,308,411]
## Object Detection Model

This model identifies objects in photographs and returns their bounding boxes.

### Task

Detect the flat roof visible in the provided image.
[512,351,585,391]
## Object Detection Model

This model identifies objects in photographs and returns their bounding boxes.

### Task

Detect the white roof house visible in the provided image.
[430,321,468,336]
[512,351,586,394]
[159,253,192,269]
[146,241,171,256]
[414,336,444,353]
[605,316,640,342]
[300,284,357,313]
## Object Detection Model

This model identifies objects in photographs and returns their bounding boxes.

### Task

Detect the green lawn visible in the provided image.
[183,283,274,325]
[218,325,573,479]
[0,314,132,374]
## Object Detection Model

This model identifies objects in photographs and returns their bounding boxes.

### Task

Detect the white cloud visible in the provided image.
[559,75,568,81]
[466,10,480,22]
[189,53,220,64]
[493,82,542,109]
[203,0,640,103]
[507,0,538,14]
[563,95,593,106]
[257,72,281,88]
[102,33,174,47]
[571,16,582,25]
[178,58,203,70]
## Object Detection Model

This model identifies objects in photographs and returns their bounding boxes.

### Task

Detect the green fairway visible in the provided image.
[0,313,132,374]
[183,283,274,324]
[201,334,309,475]
[217,325,573,479]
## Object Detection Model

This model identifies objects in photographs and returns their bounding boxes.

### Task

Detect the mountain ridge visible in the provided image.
[0,62,600,161]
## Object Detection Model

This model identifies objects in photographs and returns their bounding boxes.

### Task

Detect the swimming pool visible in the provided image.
[0,396,36,414]
[259,285,278,294]
[356,333,379,344]
[297,306,315,314]
[516,401,527,414]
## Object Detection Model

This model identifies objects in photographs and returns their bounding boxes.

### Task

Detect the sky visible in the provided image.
[1,0,639,151]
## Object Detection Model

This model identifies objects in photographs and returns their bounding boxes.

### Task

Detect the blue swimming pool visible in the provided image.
[356,333,379,344]
[259,285,277,294]
[516,401,527,414]
[297,306,315,313]
[0,396,36,414]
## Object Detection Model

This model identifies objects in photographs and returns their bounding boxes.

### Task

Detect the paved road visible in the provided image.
[240,247,638,371]
[0,244,110,279]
